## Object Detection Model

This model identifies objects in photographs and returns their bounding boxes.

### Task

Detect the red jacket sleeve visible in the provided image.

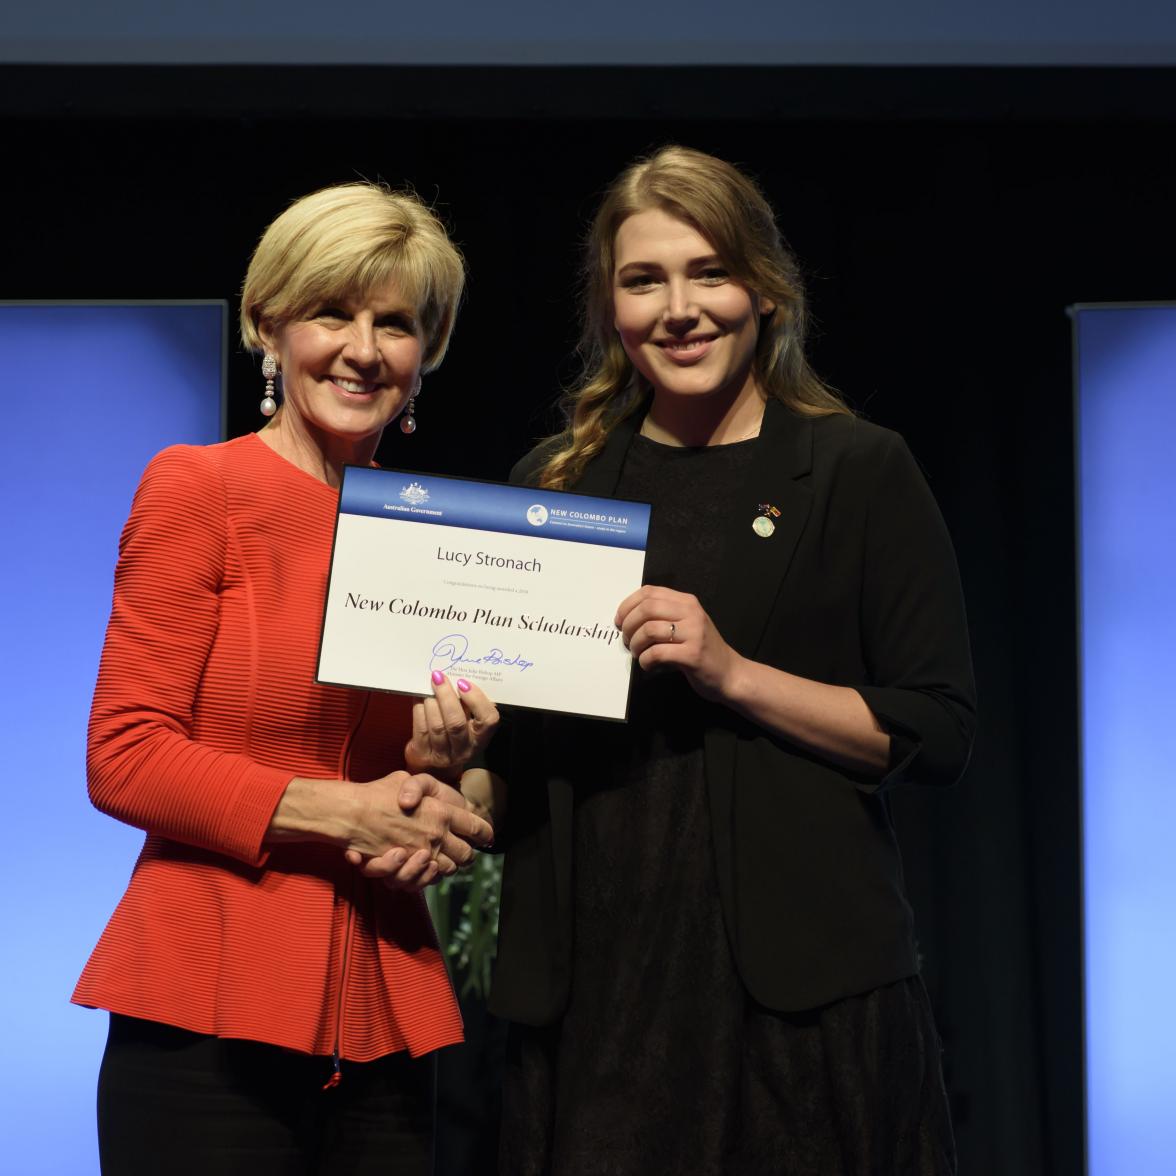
[86,446,293,865]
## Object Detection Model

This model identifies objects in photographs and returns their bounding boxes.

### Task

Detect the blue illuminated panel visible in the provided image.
[0,303,224,1174]
[1076,303,1176,1175]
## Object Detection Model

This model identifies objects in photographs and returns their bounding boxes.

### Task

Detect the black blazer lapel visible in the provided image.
[703,399,814,957]
[707,398,814,659]
[572,398,814,657]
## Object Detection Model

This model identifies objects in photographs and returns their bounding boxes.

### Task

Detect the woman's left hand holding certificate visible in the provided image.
[404,671,499,781]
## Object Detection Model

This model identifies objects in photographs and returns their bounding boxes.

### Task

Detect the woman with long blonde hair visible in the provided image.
[488,147,975,1174]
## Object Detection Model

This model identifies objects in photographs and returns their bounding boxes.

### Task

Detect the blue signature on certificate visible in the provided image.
[430,633,535,675]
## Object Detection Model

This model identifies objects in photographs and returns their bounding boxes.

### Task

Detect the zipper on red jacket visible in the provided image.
[323,693,370,1089]
[323,857,356,1089]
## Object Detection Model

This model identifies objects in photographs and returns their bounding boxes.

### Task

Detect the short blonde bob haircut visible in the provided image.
[240,182,465,373]
[536,146,851,490]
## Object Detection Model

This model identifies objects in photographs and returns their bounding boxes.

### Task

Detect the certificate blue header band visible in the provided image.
[340,467,650,551]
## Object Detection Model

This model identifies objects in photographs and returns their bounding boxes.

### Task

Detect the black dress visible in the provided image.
[499,436,956,1176]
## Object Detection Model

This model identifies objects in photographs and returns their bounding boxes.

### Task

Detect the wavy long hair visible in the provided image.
[536,146,851,489]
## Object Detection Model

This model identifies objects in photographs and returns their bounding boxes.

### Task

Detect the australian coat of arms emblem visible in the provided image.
[399,482,430,505]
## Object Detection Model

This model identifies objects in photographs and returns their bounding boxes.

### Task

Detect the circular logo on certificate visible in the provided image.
[752,515,776,538]
[527,504,549,527]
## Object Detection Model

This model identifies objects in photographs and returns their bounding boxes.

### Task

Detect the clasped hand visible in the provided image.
[344,771,493,891]
[342,672,499,891]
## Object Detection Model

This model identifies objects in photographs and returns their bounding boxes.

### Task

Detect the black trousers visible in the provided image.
[97,1014,435,1176]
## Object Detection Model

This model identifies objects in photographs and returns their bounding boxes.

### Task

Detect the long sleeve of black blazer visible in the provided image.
[488,399,977,1024]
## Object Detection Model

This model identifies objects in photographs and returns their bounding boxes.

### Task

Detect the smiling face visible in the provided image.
[259,281,422,450]
[612,207,772,413]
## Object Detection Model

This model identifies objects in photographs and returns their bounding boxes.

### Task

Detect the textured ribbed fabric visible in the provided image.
[73,433,463,1061]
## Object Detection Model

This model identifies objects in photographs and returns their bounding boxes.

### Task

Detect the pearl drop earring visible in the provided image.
[400,378,421,434]
[260,354,278,417]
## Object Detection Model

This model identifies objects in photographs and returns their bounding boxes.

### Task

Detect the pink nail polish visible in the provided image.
[431,670,445,686]
[457,678,471,693]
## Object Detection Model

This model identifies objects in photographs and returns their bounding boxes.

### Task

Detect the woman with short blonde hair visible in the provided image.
[75,181,495,1175]
[240,181,465,373]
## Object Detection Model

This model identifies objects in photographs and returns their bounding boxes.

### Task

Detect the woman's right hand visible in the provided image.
[344,771,493,889]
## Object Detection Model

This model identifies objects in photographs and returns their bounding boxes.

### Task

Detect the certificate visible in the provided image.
[316,466,651,720]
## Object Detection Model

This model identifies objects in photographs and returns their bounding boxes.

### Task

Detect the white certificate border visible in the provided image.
[313,464,652,723]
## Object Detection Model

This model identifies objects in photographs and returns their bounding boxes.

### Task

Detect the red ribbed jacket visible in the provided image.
[72,434,463,1060]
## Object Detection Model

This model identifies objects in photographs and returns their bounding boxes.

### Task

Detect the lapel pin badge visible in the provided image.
[753,503,781,538]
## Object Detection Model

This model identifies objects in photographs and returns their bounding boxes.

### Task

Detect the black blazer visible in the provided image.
[488,399,977,1024]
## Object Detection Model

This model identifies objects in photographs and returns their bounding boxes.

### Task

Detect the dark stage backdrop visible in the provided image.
[6,65,1176,1175]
